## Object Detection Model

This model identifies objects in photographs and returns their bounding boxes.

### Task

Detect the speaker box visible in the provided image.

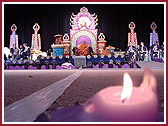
[74,56,86,68]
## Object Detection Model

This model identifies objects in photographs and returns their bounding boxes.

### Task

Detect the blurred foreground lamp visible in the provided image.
[84,67,158,122]
[35,68,159,122]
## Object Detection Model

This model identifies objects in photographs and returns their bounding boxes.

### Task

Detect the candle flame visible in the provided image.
[121,73,133,103]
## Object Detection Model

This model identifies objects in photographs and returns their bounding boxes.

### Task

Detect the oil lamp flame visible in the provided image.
[121,73,133,103]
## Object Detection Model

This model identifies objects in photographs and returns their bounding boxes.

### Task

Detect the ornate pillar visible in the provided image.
[128,22,137,47]
[150,22,159,47]
[62,33,70,56]
[31,23,41,51]
[97,33,106,55]
[9,24,18,49]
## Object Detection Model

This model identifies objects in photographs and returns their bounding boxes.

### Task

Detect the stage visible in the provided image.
[136,61,164,69]
[4,62,164,122]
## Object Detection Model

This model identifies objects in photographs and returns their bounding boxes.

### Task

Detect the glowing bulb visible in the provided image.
[121,73,133,103]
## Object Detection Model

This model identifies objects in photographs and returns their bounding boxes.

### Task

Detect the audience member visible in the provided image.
[61,58,73,69]
[139,42,148,61]
[126,42,136,62]
[160,42,164,58]
[150,41,160,60]
[20,43,30,59]
[10,44,19,59]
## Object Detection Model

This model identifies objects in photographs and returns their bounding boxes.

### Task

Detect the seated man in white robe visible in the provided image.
[61,58,74,69]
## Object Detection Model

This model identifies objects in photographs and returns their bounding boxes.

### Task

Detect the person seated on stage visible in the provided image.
[79,40,88,56]
[95,47,100,55]
[87,46,93,55]
[10,44,19,59]
[150,41,160,60]
[135,45,140,61]
[61,58,74,69]
[20,43,30,59]
[72,47,80,56]
[139,42,148,61]
[102,47,110,56]
[159,42,164,58]
[126,42,136,61]
[19,45,24,56]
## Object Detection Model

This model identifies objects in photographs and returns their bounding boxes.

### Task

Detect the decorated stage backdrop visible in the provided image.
[70,7,98,54]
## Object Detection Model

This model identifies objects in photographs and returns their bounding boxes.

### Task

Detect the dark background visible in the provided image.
[4,4,164,51]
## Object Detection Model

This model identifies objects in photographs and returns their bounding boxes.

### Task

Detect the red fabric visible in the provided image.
[37,31,39,48]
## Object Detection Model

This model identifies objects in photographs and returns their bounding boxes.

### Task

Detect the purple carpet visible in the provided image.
[6,63,137,70]
[6,65,76,70]
[154,58,164,63]
[91,64,136,68]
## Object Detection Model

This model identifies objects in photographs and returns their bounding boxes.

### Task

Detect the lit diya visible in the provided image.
[36,67,162,122]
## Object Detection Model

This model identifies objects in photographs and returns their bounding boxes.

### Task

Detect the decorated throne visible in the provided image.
[70,7,98,55]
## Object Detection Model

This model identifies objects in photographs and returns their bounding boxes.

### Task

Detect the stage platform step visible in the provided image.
[136,61,164,69]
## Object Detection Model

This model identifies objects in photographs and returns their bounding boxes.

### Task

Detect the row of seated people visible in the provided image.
[72,40,111,56]
[8,43,30,60]
[72,41,94,56]
[72,46,93,56]
[6,41,163,62]
[72,46,111,56]
[126,41,164,62]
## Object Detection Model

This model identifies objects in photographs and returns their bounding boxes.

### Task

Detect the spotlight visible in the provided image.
[87,62,93,68]
[99,60,104,68]
[24,60,29,69]
[130,57,135,68]
[5,60,10,69]
[108,59,113,68]
[51,60,57,69]
[128,60,131,65]
[34,59,41,69]
[128,61,133,68]
[45,60,50,69]
[125,53,129,62]
[115,60,121,68]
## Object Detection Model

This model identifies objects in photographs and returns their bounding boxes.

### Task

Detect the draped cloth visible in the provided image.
[128,22,137,48]
[31,32,41,51]
[128,29,137,48]
[150,30,159,47]
[9,32,18,49]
